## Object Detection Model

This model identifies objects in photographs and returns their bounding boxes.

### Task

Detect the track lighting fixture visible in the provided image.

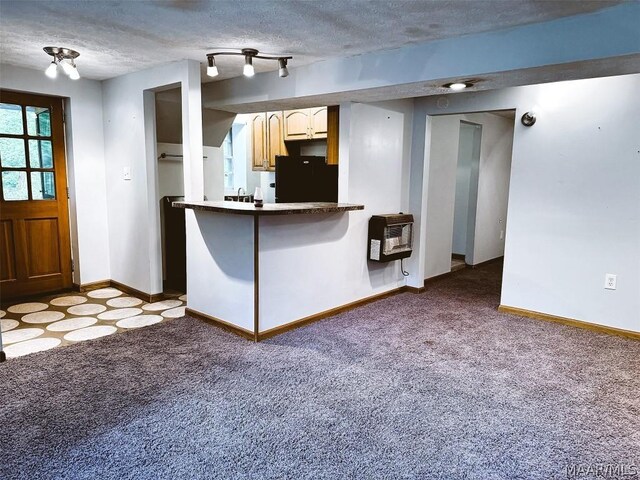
[43,46,80,80]
[45,60,58,79]
[207,56,219,77]
[205,48,292,79]
[243,55,255,77]
[278,58,289,78]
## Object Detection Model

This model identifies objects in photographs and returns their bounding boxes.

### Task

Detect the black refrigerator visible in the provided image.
[275,156,338,203]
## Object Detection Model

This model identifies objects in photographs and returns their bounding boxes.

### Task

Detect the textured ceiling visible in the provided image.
[0,0,622,81]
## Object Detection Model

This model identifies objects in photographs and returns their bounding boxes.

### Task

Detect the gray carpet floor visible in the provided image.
[1,262,638,480]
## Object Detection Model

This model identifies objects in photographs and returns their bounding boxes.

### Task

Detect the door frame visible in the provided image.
[0,89,73,300]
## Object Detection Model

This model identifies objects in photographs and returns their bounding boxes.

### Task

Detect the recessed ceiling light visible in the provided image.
[443,81,474,91]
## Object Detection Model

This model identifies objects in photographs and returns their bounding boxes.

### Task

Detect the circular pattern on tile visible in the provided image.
[142,300,182,312]
[22,311,65,324]
[106,296,143,308]
[97,308,143,321]
[46,317,97,332]
[0,310,5,318]
[3,327,45,344]
[178,294,187,302]
[64,325,117,342]
[67,304,107,316]
[116,315,163,329]
[161,306,186,319]
[1,319,20,332]
[87,288,122,299]
[4,337,61,358]
[7,302,48,314]
[50,295,88,307]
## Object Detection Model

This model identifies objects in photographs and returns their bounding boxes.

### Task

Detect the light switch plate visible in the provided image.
[123,166,131,180]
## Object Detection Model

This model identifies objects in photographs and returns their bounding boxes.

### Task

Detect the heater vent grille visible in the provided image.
[383,224,413,255]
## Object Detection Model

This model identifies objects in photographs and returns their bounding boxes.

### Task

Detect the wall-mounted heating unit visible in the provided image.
[368,213,414,262]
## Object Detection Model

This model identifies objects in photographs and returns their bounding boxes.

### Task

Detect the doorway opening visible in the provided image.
[424,110,515,286]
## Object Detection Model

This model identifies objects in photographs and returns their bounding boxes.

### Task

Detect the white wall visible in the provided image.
[202,4,639,110]
[472,114,514,264]
[424,112,514,277]
[416,74,640,333]
[423,115,460,278]
[259,99,414,330]
[102,60,203,295]
[0,64,110,285]
[188,212,255,331]
[452,122,481,256]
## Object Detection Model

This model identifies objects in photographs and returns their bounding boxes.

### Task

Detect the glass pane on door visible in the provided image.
[31,171,56,200]
[26,106,51,137]
[28,139,53,168]
[0,103,24,135]
[2,171,28,200]
[0,138,26,168]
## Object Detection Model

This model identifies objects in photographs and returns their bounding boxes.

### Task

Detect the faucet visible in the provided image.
[237,187,245,201]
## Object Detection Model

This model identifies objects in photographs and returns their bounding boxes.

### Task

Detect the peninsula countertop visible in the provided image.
[173,201,364,216]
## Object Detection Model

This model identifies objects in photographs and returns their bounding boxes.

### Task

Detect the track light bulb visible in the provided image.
[207,57,219,77]
[69,64,80,80]
[278,58,289,78]
[45,60,58,79]
[243,56,254,77]
[60,59,74,76]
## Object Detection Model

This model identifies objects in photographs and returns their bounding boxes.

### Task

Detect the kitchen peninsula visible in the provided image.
[174,200,364,341]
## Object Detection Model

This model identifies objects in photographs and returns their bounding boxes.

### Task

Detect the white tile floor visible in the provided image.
[1,289,187,359]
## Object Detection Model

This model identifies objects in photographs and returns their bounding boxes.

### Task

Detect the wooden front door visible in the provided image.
[0,91,72,299]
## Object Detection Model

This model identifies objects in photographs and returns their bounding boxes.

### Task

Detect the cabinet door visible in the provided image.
[267,111,286,170]
[309,106,328,139]
[250,113,267,170]
[284,109,310,140]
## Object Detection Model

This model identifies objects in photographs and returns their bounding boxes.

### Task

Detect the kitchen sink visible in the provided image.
[224,195,254,202]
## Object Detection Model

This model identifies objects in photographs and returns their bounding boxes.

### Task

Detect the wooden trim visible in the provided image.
[424,267,467,285]
[404,285,426,294]
[326,105,339,165]
[186,307,255,340]
[498,305,640,341]
[74,279,111,293]
[74,279,163,303]
[253,216,260,342]
[470,256,503,269]
[257,286,406,341]
[110,280,163,303]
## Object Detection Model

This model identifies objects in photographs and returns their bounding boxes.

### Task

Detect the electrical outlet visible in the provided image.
[604,274,617,290]
[500,229,504,240]
[123,166,131,181]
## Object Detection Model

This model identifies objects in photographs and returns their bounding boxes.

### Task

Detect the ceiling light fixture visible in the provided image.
[278,58,289,78]
[43,47,80,80]
[207,56,219,77]
[442,81,474,91]
[45,60,58,79]
[205,48,292,79]
[243,54,255,77]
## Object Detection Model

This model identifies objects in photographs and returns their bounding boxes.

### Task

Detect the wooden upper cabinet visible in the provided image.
[250,113,267,170]
[284,107,328,140]
[309,107,328,139]
[267,111,286,170]
[283,109,310,140]
[252,106,337,170]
